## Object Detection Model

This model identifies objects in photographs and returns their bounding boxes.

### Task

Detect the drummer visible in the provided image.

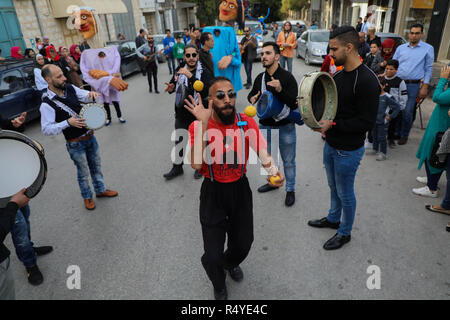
[39,64,119,210]
[247,42,299,207]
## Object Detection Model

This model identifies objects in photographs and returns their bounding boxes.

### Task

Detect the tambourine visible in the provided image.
[79,103,107,130]
[297,71,338,129]
[0,130,47,208]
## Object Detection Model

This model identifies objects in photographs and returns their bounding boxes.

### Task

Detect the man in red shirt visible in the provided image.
[186,76,284,300]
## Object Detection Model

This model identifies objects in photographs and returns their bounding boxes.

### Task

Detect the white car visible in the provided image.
[296,29,329,65]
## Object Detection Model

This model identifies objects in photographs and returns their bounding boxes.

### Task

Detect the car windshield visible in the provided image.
[153,36,164,45]
[310,32,329,42]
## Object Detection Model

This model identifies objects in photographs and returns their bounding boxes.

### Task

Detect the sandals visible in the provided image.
[425,204,450,216]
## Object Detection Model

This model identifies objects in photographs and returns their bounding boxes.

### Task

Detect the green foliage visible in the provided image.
[192,0,221,26]
[248,0,284,22]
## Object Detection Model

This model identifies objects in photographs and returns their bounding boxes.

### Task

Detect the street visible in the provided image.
[6,54,449,300]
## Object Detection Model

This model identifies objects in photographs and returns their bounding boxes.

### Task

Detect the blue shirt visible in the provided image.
[163,36,175,56]
[183,35,191,45]
[361,21,371,33]
[393,40,434,84]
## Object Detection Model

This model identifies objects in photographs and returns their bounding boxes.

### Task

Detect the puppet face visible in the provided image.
[219,0,238,22]
[75,9,97,40]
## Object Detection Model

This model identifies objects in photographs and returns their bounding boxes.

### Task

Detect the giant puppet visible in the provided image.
[202,0,245,92]
[66,6,128,106]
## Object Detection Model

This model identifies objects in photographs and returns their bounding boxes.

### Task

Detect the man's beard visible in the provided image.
[213,103,236,125]
[53,81,66,90]
[262,59,274,69]
[332,54,346,66]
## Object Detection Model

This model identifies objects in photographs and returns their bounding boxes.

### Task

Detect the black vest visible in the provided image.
[43,85,88,141]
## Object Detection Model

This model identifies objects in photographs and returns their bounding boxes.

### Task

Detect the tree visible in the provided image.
[281,0,309,17]
[248,0,283,22]
[192,0,221,27]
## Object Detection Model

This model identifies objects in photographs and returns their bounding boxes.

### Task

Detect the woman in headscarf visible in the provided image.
[59,46,83,88]
[45,45,70,80]
[33,54,48,92]
[24,48,36,59]
[379,38,396,71]
[11,46,24,59]
[70,44,82,65]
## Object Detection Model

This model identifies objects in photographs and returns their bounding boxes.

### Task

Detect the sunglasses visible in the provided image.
[185,53,197,58]
[410,32,421,35]
[215,90,236,100]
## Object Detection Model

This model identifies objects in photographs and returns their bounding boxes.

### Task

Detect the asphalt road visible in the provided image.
[6,53,449,300]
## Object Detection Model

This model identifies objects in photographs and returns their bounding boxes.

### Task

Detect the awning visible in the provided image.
[49,0,127,18]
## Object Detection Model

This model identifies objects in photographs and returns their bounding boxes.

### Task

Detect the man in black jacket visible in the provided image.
[308,26,379,250]
[248,42,299,207]
[199,32,215,77]
[163,44,213,180]
[0,189,29,300]
[240,27,257,89]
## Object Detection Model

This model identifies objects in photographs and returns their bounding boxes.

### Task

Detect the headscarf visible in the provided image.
[381,38,396,61]
[24,48,35,58]
[45,45,60,61]
[34,54,45,69]
[70,44,81,62]
[11,46,24,59]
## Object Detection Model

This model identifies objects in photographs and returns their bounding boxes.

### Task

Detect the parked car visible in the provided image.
[235,22,263,60]
[151,34,167,62]
[296,29,329,65]
[106,40,141,77]
[0,58,42,123]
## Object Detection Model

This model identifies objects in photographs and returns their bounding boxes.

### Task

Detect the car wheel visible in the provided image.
[305,51,310,65]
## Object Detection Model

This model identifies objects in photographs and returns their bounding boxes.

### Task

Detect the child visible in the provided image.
[384,59,407,148]
[369,77,401,161]
[365,41,384,74]
[173,35,185,67]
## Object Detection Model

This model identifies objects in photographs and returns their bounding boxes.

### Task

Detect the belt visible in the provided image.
[67,130,93,143]
[404,79,421,84]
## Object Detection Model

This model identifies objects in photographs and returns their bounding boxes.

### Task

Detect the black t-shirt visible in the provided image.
[248,65,298,127]
[325,63,380,151]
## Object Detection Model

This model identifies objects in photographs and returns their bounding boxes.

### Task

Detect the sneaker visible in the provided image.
[364,140,373,149]
[34,246,53,256]
[412,186,438,198]
[227,266,244,282]
[388,140,396,148]
[119,118,126,124]
[376,153,387,161]
[416,176,428,184]
[105,119,111,126]
[26,265,43,286]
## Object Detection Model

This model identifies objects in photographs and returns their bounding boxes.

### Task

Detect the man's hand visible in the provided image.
[88,91,100,100]
[266,169,285,188]
[218,55,233,70]
[313,119,334,134]
[110,77,128,91]
[177,67,193,78]
[68,115,86,128]
[89,69,109,79]
[418,84,428,99]
[250,91,261,105]
[267,77,282,93]
[184,93,212,124]
[10,188,30,208]
[164,82,175,93]
[440,65,450,79]
[11,112,26,128]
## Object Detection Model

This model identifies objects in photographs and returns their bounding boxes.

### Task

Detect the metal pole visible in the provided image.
[31,0,45,37]
[155,2,163,34]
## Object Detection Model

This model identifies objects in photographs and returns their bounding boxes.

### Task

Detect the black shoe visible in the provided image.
[245,84,251,89]
[257,183,278,193]
[323,233,351,250]
[227,266,243,282]
[285,191,295,207]
[26,265,43,286]
[214,286,228,300]
[397,137,408,145]
[446,223,450,232]
[34,246,53,256]
[388,140,396,148]
[163,165,184,180]
[307,217,340,229]
[194,170,202,179]
[155,90,160,94]
[149,89,152,93]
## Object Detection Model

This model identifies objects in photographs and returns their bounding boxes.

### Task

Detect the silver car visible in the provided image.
[296,29,329,65]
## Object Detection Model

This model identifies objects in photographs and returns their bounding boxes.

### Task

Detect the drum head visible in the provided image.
[175,84,187,111]
[81,105,106,130]
[0,139,41,198]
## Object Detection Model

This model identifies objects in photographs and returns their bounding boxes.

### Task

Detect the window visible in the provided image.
[301,32,308,41]
[310,32,330,43]
[0,70,26,98]
[22,65,35,86]
[119,43,132,56]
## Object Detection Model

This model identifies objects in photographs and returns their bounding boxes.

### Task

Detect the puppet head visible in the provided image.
[219,0,244,30]
[66,5,105,48]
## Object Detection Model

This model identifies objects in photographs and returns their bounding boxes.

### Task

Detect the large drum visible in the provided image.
[0,130,47,208]
[257,91,304,125]
[297,71,338,129]
[79,103,107,130]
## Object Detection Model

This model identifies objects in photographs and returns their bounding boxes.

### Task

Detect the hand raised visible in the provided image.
[267,77,282,93]
[250,91,261,105]
[183,93,212,124]
[164,82,175,93]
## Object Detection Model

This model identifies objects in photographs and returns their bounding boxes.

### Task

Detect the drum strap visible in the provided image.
[261,73,290,122]
[206,113,247,181]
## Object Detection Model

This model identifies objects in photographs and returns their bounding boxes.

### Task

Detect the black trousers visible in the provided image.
[199,176,254,290]
[104,101,122,120]
[146,64,158,91]
[174,117,194,165]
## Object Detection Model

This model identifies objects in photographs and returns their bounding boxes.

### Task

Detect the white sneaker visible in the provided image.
[416,176,427,184]
[376,153,387,161]
[364,141,373,149]
[412,186,438,198]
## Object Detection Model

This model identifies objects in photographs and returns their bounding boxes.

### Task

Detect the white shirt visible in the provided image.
[40,85,93,136]
[33,68,48,91]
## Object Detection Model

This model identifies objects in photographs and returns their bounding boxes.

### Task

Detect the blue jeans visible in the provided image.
[260,123,296,192]
[324,142,364,236]
[167,55,176,74]
[11,205,36,268]
[400,83,421,138]
[372,123,389,154]
[279,55,293,73]
[66,135,105,199]
[243,59,253,85]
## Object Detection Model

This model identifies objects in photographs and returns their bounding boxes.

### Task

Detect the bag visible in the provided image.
[429,131,447,169]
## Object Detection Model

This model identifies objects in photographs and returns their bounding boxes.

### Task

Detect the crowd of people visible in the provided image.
[1,14,449,301]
